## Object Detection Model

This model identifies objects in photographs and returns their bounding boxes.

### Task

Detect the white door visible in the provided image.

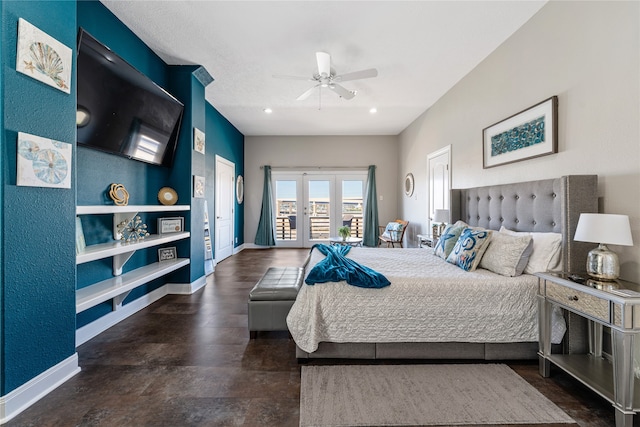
[427,146,451,232]
[303,174,335,247]
[273,173,303,247]
[215,156,235,261]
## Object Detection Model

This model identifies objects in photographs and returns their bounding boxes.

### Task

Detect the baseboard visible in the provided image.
[233,244,245,254]
[242,243,272,249]
[0,353,80,424]
[166,275,207,295]
[8,276,208,422]
[76,285,170,346]
[76,276,209,346]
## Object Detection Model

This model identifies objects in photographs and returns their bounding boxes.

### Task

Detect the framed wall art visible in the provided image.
[158,246,177,262]
[17,132,72,188]
[16,18,72,94]
[158,217,184,234]
[193,175,205,198]
[482,96,558,169]
[194,127,205,154]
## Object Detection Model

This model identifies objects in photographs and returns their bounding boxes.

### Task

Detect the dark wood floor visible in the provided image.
[6,248,629,426]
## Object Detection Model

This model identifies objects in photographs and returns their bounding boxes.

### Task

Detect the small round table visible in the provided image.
[329,237,363,247]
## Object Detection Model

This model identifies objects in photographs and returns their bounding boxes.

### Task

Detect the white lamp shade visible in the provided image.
[574,213,633,246]
[433,209,449,223]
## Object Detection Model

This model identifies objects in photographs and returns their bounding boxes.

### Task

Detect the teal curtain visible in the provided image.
[254,166,276,246]
[363,165,379,247]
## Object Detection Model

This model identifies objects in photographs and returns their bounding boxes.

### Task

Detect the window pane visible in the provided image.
[342,180,363,238]
[308,180,330,240]
[275,180,296,241]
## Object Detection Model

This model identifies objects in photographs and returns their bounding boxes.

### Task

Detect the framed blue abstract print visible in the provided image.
[482,96,558,168]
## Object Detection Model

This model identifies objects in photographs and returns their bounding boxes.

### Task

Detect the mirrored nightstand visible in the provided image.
[417,234,436,248]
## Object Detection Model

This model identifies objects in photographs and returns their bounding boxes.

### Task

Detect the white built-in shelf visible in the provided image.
[77,205,190,215]
[76,232,190,265]
[76,258,190,313]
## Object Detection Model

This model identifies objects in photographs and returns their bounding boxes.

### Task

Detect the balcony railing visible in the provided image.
[276,215,363,241]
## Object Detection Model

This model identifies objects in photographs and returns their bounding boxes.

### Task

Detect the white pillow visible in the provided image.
[499,227,563,274]
[479,232,533,277]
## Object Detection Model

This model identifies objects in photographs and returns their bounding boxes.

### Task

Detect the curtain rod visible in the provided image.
[260,166,374,170]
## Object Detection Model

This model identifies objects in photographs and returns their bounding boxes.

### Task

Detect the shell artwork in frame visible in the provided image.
[193,175,205,198]
[194,128,205,154]
[16,18,72,94]
[17,132,72,189]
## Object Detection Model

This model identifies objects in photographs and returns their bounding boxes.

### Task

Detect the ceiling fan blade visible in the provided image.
[328,83,355,100]
[273,74,313,81]
[296,84,320,101]
[316,52,331,77]
[334,68,378,82]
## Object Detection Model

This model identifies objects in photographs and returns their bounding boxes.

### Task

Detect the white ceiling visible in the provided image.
[102,1,547,136]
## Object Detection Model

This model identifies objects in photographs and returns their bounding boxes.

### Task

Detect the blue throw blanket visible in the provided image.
[305,244,391,288]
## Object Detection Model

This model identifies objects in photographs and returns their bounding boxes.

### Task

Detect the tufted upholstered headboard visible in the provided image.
[450,175,598,275]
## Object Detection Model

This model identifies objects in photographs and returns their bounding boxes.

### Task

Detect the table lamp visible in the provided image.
[431,209,449,239]
[574,213,633,281]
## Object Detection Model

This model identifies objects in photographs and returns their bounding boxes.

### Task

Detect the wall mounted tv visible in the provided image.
[76,28,184,168]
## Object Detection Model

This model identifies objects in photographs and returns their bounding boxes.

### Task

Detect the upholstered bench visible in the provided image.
[248,266,303,338]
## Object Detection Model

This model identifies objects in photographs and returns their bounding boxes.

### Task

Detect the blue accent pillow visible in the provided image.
[446,228,493,271]
[433,223,465,260]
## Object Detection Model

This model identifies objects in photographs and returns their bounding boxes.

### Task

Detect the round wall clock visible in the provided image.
[236,175,244,204]
[404,173,415,197]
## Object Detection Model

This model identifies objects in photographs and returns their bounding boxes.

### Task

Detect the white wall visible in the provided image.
[399,1,640,281]
[244,135,399,246]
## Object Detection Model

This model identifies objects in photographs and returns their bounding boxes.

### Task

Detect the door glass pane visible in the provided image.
[308,180,330,240]
[342,180,364,238]
[275,180,297,241]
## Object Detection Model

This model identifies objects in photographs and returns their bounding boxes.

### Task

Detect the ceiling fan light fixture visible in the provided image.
[274,52,377,106]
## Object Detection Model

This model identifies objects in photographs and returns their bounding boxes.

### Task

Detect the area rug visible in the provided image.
[299,364,574,426]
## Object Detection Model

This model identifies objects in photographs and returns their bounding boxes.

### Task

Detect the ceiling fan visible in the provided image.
[274,52,378,103]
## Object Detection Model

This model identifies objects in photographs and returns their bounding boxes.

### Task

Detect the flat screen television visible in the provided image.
[76,28,184,168]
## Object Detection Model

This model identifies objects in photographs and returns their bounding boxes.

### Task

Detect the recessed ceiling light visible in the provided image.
[369,107,377,114]
[263,108,273,114]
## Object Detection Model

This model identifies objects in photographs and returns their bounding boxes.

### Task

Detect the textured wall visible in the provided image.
[0,0,5,383]
[168,67,206,283]
[2,1,77,394]
[75,2,192,326]
[206,103,245,248]
[76,1,172,206]
[399,1,640,281]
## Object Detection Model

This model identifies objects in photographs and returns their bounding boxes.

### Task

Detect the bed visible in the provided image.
[288,175,598,360]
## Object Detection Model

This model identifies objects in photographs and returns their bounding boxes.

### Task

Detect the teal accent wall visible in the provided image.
[77,1,199,327]
[1,1,77,394]
[76,1,167,87]
[76,0,172,206]
[168,66,207,283]
[0,0,5,391]
[205,103,245,248]
[0,0,244,404]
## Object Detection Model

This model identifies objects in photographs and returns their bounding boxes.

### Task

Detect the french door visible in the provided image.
[273,171,366,248]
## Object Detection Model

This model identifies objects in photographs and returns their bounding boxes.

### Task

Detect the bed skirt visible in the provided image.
[295,341,541,360]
